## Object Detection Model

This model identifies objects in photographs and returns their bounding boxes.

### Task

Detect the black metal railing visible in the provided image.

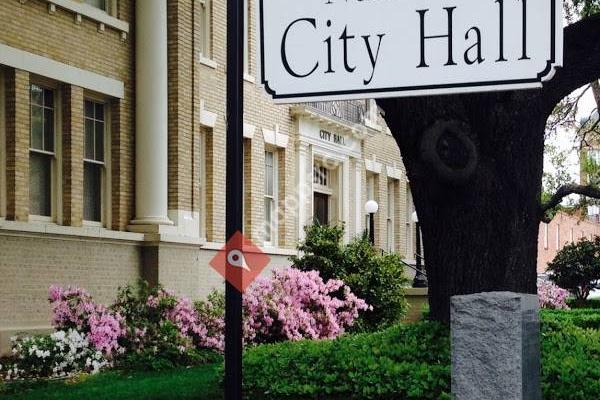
[305,100,366,125]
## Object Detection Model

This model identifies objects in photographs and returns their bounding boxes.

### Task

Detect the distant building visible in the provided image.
[537,211,600,274]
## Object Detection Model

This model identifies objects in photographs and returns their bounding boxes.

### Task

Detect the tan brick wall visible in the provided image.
[168,0,195,213]
[62,85,84,227]
[0,232,141,329]
[4,68,30,222]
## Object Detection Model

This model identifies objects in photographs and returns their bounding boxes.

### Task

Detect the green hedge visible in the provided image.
[540,315,600,400]
[567,298,600,309]
[243,311,600,400]
[541,308,600,330]
[243,322,451,400]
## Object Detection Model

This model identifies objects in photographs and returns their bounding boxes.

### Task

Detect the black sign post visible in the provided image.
[225,0,244,399]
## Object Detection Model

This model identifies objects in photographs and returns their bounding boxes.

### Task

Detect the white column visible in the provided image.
[131,0,172,226]
[297,142,311,241]
[354,159,362,237]
[342,157,350,243]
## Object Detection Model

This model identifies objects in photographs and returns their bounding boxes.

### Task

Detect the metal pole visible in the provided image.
[225,0,243,398]
[369,213,375,246]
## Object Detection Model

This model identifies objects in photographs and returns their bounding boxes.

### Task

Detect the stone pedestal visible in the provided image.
[451,292,541,400]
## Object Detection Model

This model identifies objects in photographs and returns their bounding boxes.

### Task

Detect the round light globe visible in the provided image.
[411,211,419,223]
[364,200,379,214]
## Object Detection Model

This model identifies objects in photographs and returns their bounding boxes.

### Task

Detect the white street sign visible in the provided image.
[257,0,563,103]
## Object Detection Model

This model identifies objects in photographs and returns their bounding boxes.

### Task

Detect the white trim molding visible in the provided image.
[365,158,382,174]
[262,125,288,149]
[386,165,403,180]
[45,0,129,35]
[0,43,124,98]
[243,122,255,139]
[199,100,218,128]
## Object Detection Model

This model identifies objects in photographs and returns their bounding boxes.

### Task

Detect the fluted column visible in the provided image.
[131,0,172,226]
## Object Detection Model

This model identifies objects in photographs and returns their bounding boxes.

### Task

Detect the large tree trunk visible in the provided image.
[377,15,600,323]
[379,93,548,323]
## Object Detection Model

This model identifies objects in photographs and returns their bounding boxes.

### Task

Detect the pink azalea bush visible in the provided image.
[48,286,125,356]
[146,289,224,351]
[242,268,370,344]
[538,280,570,310]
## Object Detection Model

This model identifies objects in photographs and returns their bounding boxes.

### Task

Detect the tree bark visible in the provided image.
[378,15,600,323]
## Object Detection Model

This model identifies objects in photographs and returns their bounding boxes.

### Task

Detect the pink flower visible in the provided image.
[538,281,570,310]
[242,267,369,344]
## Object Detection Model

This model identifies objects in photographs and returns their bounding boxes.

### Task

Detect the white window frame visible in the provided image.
[264,149,278,246]
[387,179,395,253]
[83,96,111,227]
[0,68,6,219]
[29,80,62,223]
[543,223,548,250]
[198,0,214,65]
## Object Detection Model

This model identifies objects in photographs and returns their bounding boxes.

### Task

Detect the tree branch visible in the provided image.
[544,14,600,110]
[541,183,600,222]
[592,80,600,110]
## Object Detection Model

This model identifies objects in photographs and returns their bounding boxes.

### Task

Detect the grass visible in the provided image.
[0,364,222,400]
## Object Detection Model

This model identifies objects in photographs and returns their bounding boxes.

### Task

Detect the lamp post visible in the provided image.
[365,200,379,246]
[412,211,428,288]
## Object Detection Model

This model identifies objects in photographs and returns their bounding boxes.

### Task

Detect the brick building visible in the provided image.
[0,0,414,352]
[537,212,600,274]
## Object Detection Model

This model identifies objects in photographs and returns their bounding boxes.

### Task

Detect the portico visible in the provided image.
[291,104,366,243]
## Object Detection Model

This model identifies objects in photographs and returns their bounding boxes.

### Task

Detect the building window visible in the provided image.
[543,224,548,250]
[198,131,207,239]
[29,84,55,218]
[406,188,415,258]
[84,100,105,223]
[243,0,251,73]
[570,228,574,243]
[313,163,335,226]
[84,0,107,11]
[387,180,395,252]
[264,150,277,245]
[199,0,212,59]
[365,172,376,228]
[0,68,5,218]
[314,165,329,187]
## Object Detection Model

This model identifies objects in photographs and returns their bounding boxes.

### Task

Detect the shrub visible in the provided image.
[547,237,600,303]
[537,280,570,309]
[111,282,224,371]
[541,308,600,330]
[48,286,125,356]
[242,322,451,399]
[243,310,600,400]
[567,297,600,309]
[243,268,369,344]
[291,225,409,331]
[290,222,346,281]
[540,313,600,400]
[0,330,109,381]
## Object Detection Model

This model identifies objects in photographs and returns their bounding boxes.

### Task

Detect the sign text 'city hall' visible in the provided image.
[257,0,563,103]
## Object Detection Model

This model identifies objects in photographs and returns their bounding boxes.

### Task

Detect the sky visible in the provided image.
[544,87,597,189]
